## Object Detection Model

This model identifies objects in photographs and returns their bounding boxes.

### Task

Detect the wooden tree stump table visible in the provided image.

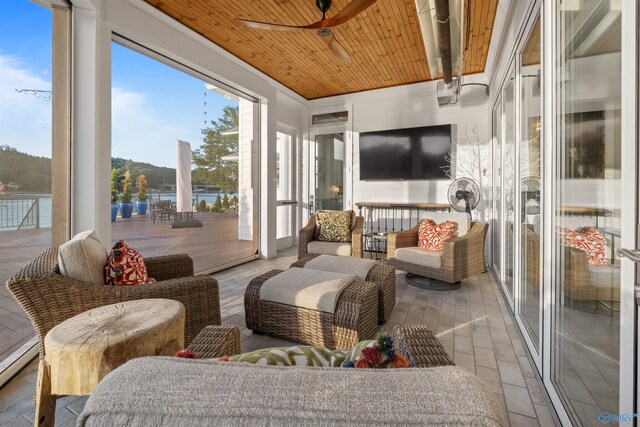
[35,298,185,426]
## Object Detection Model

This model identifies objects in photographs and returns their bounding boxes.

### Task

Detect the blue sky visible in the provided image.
[1,0,236,168]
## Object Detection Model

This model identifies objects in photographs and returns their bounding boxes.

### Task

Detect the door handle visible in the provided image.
[616,248,640,264]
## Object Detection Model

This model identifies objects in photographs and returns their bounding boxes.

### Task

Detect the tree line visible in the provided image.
[0,104,239,194]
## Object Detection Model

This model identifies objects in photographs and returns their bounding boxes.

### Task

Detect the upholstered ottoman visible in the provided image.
[292,255,396,324]
[245,268,378,349]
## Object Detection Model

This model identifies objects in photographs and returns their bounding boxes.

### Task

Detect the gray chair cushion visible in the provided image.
[307,241,352,257]
[58,230,108,284]
[396,247,442,269]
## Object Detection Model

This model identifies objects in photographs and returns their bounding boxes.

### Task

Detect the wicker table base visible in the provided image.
[245,269,378,349]
[291,255,396,324]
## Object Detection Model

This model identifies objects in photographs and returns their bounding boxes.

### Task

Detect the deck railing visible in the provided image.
[0,195,40,230]
[355,202,452,254]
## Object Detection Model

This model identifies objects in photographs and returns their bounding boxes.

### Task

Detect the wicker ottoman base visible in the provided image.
[245,269,378,349]
[291,255,396,324]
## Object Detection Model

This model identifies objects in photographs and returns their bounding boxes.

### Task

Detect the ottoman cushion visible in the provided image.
[303,254,378,280]
[260,267,355,314]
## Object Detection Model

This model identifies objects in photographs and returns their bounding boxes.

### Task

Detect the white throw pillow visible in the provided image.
[58,230,108,284]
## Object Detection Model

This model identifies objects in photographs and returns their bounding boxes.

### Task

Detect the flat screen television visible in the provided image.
[358,124,451,180]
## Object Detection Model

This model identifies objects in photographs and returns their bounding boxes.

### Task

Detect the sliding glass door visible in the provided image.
[551,1,624,423]
[518,16,542,353]
[311,132,345,214]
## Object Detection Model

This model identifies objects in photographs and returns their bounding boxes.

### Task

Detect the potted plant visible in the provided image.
[111,169,119,222]
[135,174,149,215]
[119,170,134,218]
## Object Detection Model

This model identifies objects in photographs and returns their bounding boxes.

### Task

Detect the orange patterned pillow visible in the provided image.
[559,226,607,266]
[418,219,458,252]
[104,240,154,285]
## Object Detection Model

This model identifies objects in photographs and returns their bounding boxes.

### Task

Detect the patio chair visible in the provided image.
[298,210,364,259]
[6,247,221,360]
[387,212,488,288]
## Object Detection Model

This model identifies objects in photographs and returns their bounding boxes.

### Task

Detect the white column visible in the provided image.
[260,96,278,258]
[70,2,112,247]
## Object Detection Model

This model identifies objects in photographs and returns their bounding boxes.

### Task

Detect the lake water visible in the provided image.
[0,192,233,231]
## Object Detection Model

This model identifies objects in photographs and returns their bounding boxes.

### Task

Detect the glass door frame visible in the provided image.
[513,7,543,372]
[276,126,297,250]
[540,0,638,423]
[491,60,516,312]
[307,124,352,219]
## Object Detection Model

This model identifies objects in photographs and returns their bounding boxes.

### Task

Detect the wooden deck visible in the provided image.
[0,212,254,364]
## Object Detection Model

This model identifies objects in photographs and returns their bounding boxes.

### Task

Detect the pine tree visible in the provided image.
[192,105,239,193]
[222,193,230,209]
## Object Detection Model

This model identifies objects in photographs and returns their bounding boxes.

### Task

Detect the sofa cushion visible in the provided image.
[418,219,458,252]
[104,240,150,286]
[79,358,504,427]
[307,240,352,256]
[58,230,108,285]
[315,210,352,242]
[396,247,442,269]
[423,212,471,237]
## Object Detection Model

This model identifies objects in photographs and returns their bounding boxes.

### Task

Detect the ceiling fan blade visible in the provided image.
[320,33,351,64]
[325,0,379,27]
[236,19,323,31]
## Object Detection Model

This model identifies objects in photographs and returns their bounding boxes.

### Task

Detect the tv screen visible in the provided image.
[358,125,451,180]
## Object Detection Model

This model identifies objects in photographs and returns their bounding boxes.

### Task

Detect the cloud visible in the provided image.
[0,54,200,168]
[0,54,52,157]
[111,87,196,168]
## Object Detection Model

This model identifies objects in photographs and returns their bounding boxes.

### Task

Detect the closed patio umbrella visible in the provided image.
[172,140,202,228]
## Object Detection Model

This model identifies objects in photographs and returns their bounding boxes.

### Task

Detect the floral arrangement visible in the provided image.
[110,169,119,204]
[136,174,148,202]
[0,184,8,196]
[341,333,409,369]
[121,170,132,203]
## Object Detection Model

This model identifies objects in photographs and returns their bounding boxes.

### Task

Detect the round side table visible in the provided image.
[35,298,185,426]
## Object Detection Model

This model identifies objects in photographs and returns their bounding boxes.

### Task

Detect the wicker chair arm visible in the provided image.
[144,254,194,281]
[8,273,220,359]
[298,215,317,259]
[187,325,241,359]
[386,225,420,259]
[393,325,454,368]
[351,216,364,258]
[441,222,488,269]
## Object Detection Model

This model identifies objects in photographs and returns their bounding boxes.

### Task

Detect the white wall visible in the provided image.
[307,77,490,219]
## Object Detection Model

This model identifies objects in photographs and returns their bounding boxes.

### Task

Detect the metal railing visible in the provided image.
[0,195,40,230]
[355,202,452,253]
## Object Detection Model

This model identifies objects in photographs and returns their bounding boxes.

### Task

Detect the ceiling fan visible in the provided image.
[236,0,379,64]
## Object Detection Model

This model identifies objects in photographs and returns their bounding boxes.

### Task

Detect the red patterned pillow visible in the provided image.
[417,219,458,252]
[558,226,607,265]
[104,240,153,285]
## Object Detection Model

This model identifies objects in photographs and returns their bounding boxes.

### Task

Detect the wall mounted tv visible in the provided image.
[358,124,451,180]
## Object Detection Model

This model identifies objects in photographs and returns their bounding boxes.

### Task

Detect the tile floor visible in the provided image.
[0,248,558,426]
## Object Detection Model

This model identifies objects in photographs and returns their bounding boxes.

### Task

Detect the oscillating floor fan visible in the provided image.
[448,177,480,214]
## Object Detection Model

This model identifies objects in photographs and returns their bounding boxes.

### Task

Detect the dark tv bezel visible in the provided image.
[358,124,452,181]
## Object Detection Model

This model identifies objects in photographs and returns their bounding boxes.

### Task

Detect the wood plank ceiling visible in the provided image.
[144,0,498,100]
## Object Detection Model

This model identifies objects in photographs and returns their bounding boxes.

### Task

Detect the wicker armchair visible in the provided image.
[298,212,364,259]
[524,227,620,305]
[6,247,221,360]
[387,221,488,284]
